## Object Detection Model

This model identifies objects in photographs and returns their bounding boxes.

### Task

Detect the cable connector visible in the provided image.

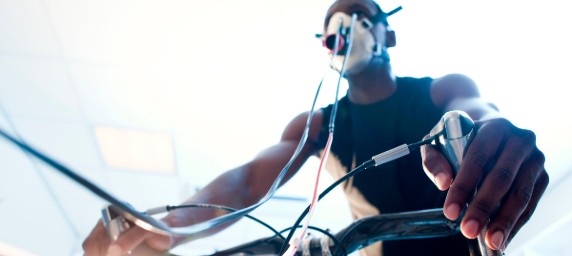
[371,144,410,166]
[144,205,169,215]
[320,235,332,256]
[282,237,301,256]
[302,235,312,256]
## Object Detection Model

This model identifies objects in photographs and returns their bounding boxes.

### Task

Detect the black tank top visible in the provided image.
[318,76,471,255]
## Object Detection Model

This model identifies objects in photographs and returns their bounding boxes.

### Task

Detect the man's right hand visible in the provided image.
[82,220,173,256]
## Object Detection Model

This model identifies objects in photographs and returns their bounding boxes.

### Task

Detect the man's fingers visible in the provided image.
[108,225,151,256]
[421,137,454,191]
[83,220,111,256]
[505,170,549,248]
[483,149,544,250]
[460,128,535,239]
[443,121,505,221]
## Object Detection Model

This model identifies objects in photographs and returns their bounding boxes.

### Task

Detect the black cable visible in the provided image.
[0,105,82,238]
[0,128,162,226]
[408,132,441,150]
[279,225,347,256]
[168,204,285,240]
[279,159,375,254]
[279,134,440,254]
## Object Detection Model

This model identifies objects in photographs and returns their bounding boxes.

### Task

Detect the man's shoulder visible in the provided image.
[431,73,475,87]
[396,75,433,83]
[395,76,434,93]
[429,73,481,108]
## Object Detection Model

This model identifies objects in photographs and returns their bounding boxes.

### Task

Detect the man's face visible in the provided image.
[323,0,388,51]
[323,0,391,75]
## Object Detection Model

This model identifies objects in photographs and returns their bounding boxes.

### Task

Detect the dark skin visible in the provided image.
[83,0,549,255]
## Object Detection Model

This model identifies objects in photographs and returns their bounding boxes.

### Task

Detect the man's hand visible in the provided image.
[83,219,173,256]
[421,118,549,251]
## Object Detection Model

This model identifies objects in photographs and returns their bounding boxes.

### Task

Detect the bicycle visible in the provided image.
[0,110,502,256]
[102,203,493,256]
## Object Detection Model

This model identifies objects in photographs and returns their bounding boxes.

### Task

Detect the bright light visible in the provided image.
[94,126,175,174]
[0,241,37,256]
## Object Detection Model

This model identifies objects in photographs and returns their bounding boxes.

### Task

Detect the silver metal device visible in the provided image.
[101,204,175,256]
[101,204,131,241]
[428,110,475,174]
[429,110,502,256]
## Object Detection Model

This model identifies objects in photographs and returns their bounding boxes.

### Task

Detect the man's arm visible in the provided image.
[83,111,324,256]
[163,111,324,236]
[423,73,549,251]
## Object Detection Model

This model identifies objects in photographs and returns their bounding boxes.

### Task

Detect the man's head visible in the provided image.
[323,0,396,75]
[324,0,389,28]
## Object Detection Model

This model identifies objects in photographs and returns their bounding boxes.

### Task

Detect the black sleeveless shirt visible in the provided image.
[317,76,471,255]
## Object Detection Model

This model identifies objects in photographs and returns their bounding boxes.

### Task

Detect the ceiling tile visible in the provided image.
[44,0,130,63]
[105,171,183,211]
[0,0,59,57]
[0,137,78,255]
[68,62,178,129]
[9,117,102,170]
[0,55,83,121]
[94,125,176,174]
[37,164,109,237]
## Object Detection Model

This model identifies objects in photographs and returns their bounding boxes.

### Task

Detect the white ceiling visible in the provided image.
[0,0,571,255]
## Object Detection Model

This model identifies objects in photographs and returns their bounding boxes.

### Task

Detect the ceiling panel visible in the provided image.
[43,0,328,64]
[105,171,184,211]
[68,62,179,129]
[0,116,108,240]
[0,55,83,122]
[0,0,59,57]
[43,0,132,63]
[9,117,102,170]
[36,164,109,236]
[0,136,78,255]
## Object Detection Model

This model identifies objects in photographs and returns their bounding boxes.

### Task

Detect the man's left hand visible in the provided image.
[421,117,549,250]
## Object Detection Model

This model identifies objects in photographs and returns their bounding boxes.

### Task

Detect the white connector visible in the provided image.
[320,235,332,256]
[371,144,410,166]
[282,237,301,256]
[144,205,169,215]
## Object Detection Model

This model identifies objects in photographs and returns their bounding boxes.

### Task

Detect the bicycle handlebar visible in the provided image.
[209,208,463,256]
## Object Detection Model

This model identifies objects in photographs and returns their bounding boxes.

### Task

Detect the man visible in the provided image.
[83,0,549,255]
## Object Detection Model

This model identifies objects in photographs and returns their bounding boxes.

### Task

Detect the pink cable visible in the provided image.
[286,132,334,256]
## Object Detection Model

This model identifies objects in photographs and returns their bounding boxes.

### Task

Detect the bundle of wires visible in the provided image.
[280,13,359,256]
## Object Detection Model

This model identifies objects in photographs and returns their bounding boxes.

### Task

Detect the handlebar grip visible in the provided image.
[102,204,131,241]
[430,110,503,256]
[428,110,475,173]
